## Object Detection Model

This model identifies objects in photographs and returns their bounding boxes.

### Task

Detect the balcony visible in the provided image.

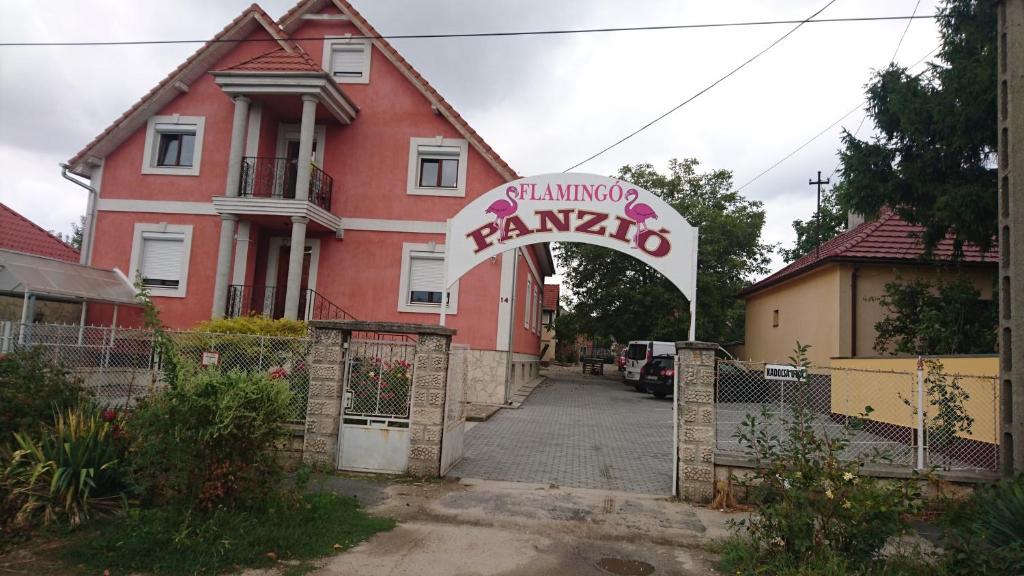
[238,156,333,212]
[226,285,356,322]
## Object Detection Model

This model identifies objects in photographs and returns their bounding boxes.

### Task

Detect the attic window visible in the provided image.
[141,115,205,176]
[323,38,370,84]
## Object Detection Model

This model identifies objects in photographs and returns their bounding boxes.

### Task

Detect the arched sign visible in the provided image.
[441,173,699,340]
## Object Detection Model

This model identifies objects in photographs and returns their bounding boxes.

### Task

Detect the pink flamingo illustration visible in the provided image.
[484,186,519,243]
[624,188,658,248]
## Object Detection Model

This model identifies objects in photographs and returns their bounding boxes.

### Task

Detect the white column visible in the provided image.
[210,214,238,319]
[283,216,308,320]
[231,221,252,286]
[294,95,318,201]
[224,95,251,197]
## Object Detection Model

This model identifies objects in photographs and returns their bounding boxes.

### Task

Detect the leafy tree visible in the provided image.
[51,215,85,251]
[780,183,848,263]
[873,274,997,355]
[837,0,997,256]
[557,159,772,344]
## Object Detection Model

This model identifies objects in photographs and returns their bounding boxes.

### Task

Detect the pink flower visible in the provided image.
[101,409,118,422]
[269,367,288,379]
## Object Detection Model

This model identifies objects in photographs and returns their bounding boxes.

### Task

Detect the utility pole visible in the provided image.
[998,0,1023,475]
[808,171,830,258]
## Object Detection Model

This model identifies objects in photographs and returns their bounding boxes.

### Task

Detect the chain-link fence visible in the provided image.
[1,322,313,421]
[343,332,417,419]
[715,359,1000,472]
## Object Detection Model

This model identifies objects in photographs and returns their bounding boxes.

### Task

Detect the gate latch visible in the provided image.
[343,391,352,409]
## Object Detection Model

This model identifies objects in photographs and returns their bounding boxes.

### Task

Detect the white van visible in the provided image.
[624,340,675,387]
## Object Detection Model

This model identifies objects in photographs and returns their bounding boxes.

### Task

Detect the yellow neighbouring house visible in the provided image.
[738,210,999,369]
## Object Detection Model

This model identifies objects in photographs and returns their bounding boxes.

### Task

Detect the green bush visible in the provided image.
[725,343,921,573]
[193,316,308,337]
[1,403,128,529]
[939,475,1024,575]
[127,366,292,511]
[0,348,88,445]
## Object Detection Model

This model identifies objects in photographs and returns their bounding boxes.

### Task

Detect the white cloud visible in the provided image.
[0,0,942,268]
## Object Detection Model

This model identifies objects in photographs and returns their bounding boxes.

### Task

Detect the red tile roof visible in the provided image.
[277,0,519,181]
[0,203,80,262]
[67,4,296,173]
[742,209,998,296]
[218,48,321,72]
[543,284,560,310]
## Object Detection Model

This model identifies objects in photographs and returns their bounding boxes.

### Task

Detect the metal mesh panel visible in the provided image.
[344,332,417,419]
[1,322,313,420]
[714,359,1000,472]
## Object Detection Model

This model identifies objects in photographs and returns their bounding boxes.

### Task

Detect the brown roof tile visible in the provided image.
[0,203,80,262]
[742,209,998,296]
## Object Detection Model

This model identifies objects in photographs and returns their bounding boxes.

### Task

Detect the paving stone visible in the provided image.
[449,370,674,494]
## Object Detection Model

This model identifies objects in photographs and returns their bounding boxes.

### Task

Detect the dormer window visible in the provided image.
[323,38,370,84]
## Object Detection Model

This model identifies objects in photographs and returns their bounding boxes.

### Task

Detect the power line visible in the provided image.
[825,0,922,181]
[0,14,937,47]
[562,0,841,172]
[735,43,939,193]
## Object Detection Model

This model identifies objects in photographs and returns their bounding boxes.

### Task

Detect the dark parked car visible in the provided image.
[639,354,675,398]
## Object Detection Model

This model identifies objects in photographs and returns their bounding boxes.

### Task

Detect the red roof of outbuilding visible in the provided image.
[218,48,321,73]
[741,209,998,296]
[0,203,80,262]
[543,284,560,311]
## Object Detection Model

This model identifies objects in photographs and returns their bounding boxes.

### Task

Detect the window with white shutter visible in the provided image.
[140,233,185,288]
[397,243,459,314]
[323,38,370,84]
[130,223,193,298]
[408,253,444,305]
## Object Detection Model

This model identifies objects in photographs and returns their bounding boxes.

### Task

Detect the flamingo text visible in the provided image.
[466,209,672,258]
[509,182,629,204]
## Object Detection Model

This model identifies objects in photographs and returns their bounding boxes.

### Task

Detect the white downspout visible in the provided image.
[60,163,97,266]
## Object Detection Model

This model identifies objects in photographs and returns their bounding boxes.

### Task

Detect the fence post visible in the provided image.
[0,321,10,353]
[916,356,925,470]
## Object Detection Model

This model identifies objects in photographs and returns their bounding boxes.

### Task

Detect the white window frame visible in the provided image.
[406,136,469,197]
[322,36,371,84]
[535,288,542,333]
[397,242,459,314]
[128,222,193,298]
[141,115,205,176]
[524,276,532,329]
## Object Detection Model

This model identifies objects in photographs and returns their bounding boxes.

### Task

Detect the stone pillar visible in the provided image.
[999,0,1024,474]
[676,340,717,503]
[210,214,237,319]
[294,95,318,202]
[408,332,453,476]
[302,327,344,468]
[283,216,308,320]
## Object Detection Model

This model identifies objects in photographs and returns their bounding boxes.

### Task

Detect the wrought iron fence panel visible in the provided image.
[344,333,418,419]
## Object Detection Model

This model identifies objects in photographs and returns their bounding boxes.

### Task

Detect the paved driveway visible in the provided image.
[449,367,674,494]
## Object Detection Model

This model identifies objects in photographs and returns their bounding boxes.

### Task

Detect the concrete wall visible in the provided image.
[744,265,840,366]
[830,356,1000,444]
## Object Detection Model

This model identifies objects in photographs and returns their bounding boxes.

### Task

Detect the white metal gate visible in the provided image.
[338,334,417,473]
[440,345,468,475]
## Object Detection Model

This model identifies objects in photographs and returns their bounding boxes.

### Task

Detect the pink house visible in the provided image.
[64,0,552,404]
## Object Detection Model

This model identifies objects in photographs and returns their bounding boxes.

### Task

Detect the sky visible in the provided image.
[0,0,943,279]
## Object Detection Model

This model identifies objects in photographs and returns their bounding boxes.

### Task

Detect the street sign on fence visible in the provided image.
[764,364,806,381]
